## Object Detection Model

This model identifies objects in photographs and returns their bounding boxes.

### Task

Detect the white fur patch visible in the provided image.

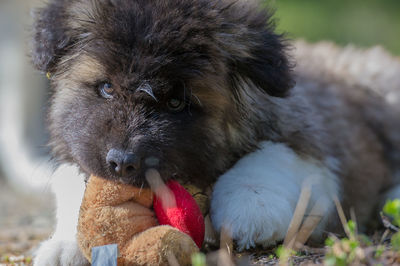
[34,164,89,266]
[34,238,89,266]
[211,141,339,250]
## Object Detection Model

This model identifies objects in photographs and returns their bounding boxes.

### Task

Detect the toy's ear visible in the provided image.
[221,4,294,97]
[31,0,71,73]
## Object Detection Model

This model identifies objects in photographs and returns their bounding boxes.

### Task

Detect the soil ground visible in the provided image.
[0,181,54,265]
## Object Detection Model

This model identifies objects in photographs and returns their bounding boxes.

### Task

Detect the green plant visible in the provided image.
[324,220,366,266]
[276,245,297,266]
[383,199,400,252]
[374,245,385,258]
[191,252,206,266]
[383,199,400,227]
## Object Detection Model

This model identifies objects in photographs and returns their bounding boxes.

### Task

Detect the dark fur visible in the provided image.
[32,0,294,187]
[32,0,400,238]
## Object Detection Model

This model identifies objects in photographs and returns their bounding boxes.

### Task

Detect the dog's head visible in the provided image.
[32,0,293,186]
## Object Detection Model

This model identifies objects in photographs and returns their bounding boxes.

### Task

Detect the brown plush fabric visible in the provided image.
[77,175,198,266]
[121,225,198,266]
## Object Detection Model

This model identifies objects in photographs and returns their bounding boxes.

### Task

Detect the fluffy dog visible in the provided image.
[31,0,400,265]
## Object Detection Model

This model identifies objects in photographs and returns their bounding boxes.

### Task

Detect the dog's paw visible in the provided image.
[34,238,89,266]
[210,180,295,250]
[210,141,339,250]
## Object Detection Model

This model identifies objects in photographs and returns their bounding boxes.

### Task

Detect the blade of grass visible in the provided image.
[333,196,351,238]
[283,181,312,248]
[292,199,325,250]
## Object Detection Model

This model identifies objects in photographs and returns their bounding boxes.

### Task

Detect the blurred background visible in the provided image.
[271,0,400,55]
[0,0,399,262]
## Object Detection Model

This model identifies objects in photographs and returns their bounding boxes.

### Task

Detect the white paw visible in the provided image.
[211,180,295,250]
[210,141,339,250]
[34,238,89,266]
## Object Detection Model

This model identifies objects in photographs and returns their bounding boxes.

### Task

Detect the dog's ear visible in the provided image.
[220,3,294,97]
[233,32,294,98]
[31,0,71,73]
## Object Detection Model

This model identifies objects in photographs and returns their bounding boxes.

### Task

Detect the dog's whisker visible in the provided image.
[138,183,144,196]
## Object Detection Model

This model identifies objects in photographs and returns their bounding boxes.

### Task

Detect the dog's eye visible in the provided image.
[167,98,185,112]
[99,82,114,99]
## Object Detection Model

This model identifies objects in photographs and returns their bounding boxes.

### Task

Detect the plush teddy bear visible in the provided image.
[77,174,206,265]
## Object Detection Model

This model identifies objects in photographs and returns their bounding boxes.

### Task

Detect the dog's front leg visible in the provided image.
[34,165,89,266]
[210,141,338,250]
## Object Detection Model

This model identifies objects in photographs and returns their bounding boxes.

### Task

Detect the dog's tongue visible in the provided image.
[153,180,205,248]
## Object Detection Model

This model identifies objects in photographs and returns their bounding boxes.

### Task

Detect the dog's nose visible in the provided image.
[106,149,140,177]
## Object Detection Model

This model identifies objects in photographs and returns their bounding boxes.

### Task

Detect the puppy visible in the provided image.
[31,0,400,265]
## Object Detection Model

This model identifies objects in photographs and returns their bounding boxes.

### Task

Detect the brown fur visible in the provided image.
[32,0,400,235]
